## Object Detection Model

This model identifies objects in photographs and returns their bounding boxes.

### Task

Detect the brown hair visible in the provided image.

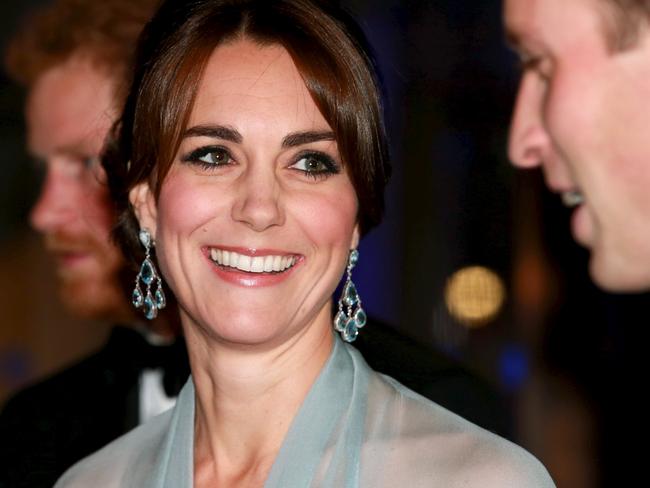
[5,0,160,98]
[105,0,391,266]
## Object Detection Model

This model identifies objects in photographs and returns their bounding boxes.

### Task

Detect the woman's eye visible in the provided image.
[182,146,233,169]
[291,153,339,179]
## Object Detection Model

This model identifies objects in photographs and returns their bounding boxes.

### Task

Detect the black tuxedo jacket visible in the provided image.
[0,326,189,488]
[0,320,504,488]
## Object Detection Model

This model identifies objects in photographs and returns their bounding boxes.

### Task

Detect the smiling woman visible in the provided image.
[55,1,554,487]
[129,39,361,347]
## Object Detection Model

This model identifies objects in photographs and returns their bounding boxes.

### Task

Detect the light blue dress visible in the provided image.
[55,337,556,487]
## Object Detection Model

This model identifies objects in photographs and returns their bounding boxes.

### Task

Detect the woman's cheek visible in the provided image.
[294,186,358,249]
[157,173,224,237]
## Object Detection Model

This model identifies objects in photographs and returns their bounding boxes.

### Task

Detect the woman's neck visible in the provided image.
[185,309,335,486]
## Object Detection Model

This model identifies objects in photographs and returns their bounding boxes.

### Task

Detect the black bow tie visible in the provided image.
[107,326,190,397]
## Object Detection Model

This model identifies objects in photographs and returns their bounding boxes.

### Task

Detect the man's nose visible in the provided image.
[29,166,75,233]
[508,73,550,169]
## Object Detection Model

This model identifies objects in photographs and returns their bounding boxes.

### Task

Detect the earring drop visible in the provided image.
[132,228,166,320]
[334,249,367,342]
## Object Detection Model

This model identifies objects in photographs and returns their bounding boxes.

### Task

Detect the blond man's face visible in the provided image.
[506,0,650,291]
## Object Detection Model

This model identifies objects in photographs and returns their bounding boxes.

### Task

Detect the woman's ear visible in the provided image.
[129,182,157,235]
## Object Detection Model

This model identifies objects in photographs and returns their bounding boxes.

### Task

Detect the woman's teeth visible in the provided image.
[209,249,297,273]
[561,190,584,208]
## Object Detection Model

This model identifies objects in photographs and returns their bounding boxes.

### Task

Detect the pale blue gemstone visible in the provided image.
[342,317,358,342]
[132,286,143,308]
[354,307,367,328]
[349,249,359,268]
[155,287,166,309]
[139,229,151,248]
[143,292,158,320]
[334,310,347,332]
[343,281,358,307]
[141,258,156,285]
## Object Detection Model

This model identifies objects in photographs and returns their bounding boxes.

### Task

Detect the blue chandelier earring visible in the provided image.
[334,249,367,342]
[131,228,166,320]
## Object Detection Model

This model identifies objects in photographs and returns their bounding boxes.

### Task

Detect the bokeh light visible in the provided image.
[444,266,506,327]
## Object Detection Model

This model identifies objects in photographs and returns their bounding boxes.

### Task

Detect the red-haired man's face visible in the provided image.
[27,55,129,319]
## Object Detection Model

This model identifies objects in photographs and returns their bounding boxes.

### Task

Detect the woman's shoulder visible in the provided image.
[54,409,173,488]
[361,368,556,487]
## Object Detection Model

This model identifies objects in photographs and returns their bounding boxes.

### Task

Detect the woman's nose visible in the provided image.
[231,167,285,232]
[508,74,550,169]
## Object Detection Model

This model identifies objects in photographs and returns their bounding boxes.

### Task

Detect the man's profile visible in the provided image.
[0,2,187,487]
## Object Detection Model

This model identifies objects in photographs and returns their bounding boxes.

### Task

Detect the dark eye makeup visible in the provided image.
[290,151,341,180]
[181,144,341,180]
[181,145,233,170]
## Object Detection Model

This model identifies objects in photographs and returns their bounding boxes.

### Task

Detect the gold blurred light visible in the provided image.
[444,266,505,327]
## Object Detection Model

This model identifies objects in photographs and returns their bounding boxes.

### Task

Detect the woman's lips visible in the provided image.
[204,246,303,287]
[209,248,298,273]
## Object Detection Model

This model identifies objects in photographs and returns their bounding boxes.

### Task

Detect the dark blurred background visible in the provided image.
[1,1,645,487]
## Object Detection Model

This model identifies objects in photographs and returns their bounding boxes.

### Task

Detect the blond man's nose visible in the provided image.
[508,75,549,169]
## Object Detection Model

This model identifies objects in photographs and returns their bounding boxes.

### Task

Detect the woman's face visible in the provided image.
[132,39,359,345]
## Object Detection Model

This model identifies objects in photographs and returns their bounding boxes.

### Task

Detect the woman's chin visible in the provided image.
[188,312,298,349]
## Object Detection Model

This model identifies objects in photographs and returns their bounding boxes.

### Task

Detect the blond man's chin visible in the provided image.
[589,249,650,293]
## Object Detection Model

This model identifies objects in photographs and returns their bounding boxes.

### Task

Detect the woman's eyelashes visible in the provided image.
[181,145,340,179]
[181,145,233,170]
[289,151,340,180]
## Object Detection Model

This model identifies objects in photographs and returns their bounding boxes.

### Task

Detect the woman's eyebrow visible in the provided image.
[282,131,335,148]
[183,124,243,143]
[182,126,334,147]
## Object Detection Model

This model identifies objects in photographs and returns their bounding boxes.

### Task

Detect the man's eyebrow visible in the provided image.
[27,143,98,161]
[183,124,243,143]
[281,131,335,148]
